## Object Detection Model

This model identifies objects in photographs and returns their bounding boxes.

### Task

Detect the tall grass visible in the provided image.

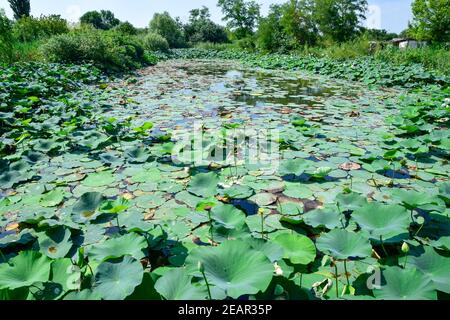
[374,46,450,75]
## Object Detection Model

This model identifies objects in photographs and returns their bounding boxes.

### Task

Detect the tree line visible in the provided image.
[4,0,450,52]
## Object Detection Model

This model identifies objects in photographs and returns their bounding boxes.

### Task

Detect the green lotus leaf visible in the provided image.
[34,139,58,153]
[72,192,105,222]
[316,228,372,260]
[154,268,207,300]
[125,146,151,163]
[273,233,316,265]
[93,256,144,300]
[186,240,273,298]
[38,226,73,259]
[221,184,254,199]
[39,189,65,207]
[407,246,450,294]
[87,232,147,262]
[335,192,368,211]
[246,238,284,263]
[82,171,116,187]
[437,181,450,205]
[390,188,437,209]
[211,204,246,229]
[279,158,310,176]
[277,201,304,216]
[373,266,436,300]
[50,258,81,292]
[282,182,313,199]
[302,207,343,229]
[187,172,219,197]
[310,167,332,179]
[352,202,410,242]
[64,289,102,300]
[249,192,277,206]
[126,272,161,300]
[0,251,52,290]
[135,193,166,209]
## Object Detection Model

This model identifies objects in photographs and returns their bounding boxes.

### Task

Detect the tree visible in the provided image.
[280,0,318,46]
[314,0,367,42]
[217,0,260,39]
[257,1,317,53]
[184,6,229,43]
[115,21,138,35]
[410,0,450,42]
[7,0,30,20]
[149,12,185,48]
[80,10,120,30]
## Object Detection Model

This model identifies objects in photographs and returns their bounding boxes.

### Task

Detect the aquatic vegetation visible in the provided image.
[0,56,448,300]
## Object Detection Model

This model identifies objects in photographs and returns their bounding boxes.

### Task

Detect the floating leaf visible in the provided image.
[154,268,207,300]
[187,172,219,197]
[373,267,436,300]
[0,251,52,290]
[316,229,372,260]
[273,233,316,265]
[93,256,144,300]
[186,240,273,299]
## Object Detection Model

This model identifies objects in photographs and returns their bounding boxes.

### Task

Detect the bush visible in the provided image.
[0,9,14,63]
[42,28,152,72]
[144,32,170,52]
[115,21,138,35]
[13,15,69,42]
[149,12,186,48]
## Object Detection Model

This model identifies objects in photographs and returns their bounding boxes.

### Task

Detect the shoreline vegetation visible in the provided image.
[0,0,449,301]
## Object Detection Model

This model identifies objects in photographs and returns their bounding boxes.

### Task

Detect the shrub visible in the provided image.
[149,12,186,48]
[79,10,120,30]
[144,32,170,52]
[13,15,69,42]
[115,21,138,35]
[0,9,14,63]
[42,28,151,72]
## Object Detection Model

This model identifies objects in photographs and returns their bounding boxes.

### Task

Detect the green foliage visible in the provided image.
[144,32,170,52]
[7,0,30,20]
[257,1,317,53]
[149,12,185,48]
[41,28,152,71]
[218,0,261,39]
[409,0,450,42]
[313,0,367,42]
[184,6,229,44]
[114,21,138,35]
[0,9,14,63]
[13,15,69,42]
[80,10,120,30]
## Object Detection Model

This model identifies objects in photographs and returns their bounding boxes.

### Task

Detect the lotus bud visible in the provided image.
[198,261,205,273]
[258,208,264,215]
[416,216,425,225]
[401,242,410,253]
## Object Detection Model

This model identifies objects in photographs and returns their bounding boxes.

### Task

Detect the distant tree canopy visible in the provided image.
[115,21,138,35]
[257,1,317,52]
[149,12,185,48]
[314,0,367,42]
[7,0,30,20]
[409,0,450,42]
[80,10,120,30]
[217,0,260,39]
[184,6,228,43]
[361,28,398,41]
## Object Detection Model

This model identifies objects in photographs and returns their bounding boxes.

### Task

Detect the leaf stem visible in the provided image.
[343,260,350,286]
[201,269,212,300]
[334,262,339,299]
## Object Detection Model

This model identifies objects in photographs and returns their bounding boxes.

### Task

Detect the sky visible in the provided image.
[0,0,413,33]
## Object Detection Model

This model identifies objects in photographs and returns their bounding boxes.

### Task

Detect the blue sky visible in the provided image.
[0,0,413,33]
